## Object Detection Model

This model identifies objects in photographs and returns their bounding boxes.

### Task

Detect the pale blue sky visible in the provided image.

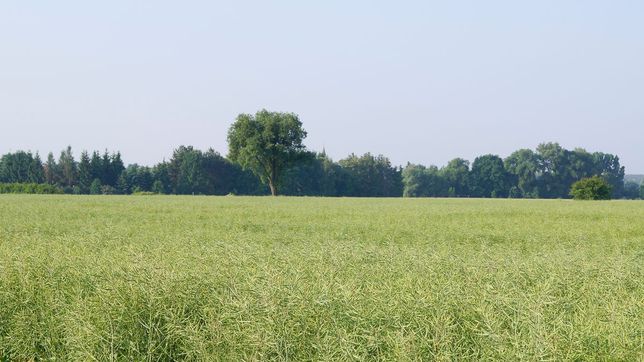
[1,1,643,172]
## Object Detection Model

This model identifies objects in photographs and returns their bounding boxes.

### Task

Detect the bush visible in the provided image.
[508,186,523,198]
[570,176,612,200]
[132,191,157,196]
[151,180,165,194]
[90,179,102,195]
[100,185,117,195]
[0,183,64,194]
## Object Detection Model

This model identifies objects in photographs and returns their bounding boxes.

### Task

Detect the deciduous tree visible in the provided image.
[227,110,308,196]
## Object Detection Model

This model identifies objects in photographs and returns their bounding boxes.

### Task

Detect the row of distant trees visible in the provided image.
[403,143,634,199]
[0,144,639,198]
[0,146,401,197]
[0,110,641,199]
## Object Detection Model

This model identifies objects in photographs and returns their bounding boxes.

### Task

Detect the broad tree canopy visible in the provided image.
[227,110,307,196]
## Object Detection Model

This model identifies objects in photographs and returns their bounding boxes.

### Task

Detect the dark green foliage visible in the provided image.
[400,143,626,200]
[508,186,523,198]
[0,136,631,199]
[57,146,77,188]
[90,151,102,183]
[96,151,125,187]
[44,152,58,184]
[118,164,154,194]
[169,146,213,195]
[31,154,44,184]
[131,191,158,195]
[338,153,403,197]
[280,152,332,196]
[78,151,92,193]
[100,185,117,195]
[229,167,267,195]
[0,151,45,184]
[108,152,125,187]
[90,179,102,195]
[470,154,512,198]
[168,146,244,195]
[78,150,124,190]
[570,176,612,200]
[151,180,165,194]
[0,183,63,194]
[535,144,625,199]
[0,147,126,194]
[151,162,172,195]
[402,164,447,197]
[505,149,539,198]
[227,109,308,195]
[536,142,572,198]
[622,181,640,199]
[279,151,404,197]
[592,152,625,198]
[441,158,470,197]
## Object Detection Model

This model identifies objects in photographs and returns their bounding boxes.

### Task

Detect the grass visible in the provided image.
[0,195,642,361]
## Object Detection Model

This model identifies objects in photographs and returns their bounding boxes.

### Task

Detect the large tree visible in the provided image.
[339,153,403,197]
[504,149,540,198]
[279,151,334,196]
[536,142,572,198]
[623,181,640,199]
[441,158,470,197]
[402,163,446,197]
[227,110,308,196]
[470,154,512,198]
[57,146,77,188]
[166,146,239,195]
[592,152,625,198]
[78,151,92,193]
[44,152,59,184]
[118,164,154,194]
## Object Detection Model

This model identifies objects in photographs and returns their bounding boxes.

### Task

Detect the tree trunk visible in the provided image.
[269,164,278,196]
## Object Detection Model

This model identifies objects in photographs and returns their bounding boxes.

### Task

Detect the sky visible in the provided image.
[1,1,643,173]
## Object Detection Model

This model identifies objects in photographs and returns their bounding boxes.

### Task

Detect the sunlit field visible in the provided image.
[0,195,642,360]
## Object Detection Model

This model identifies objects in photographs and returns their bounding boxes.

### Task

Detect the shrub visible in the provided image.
[100,185,117,195]
[508,186,523,198]
[151,180,165,194]
[132,191,157,196]
[570,176,612,200]
[90,179,102,195]
[0,183,64,194]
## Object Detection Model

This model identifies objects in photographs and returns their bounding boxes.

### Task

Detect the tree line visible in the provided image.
[1,144,639,199]
[403,143,633,199]
[0,147,403,197]
[0,110,641,199]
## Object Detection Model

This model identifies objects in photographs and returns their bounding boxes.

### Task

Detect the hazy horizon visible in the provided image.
[2,1,643,172]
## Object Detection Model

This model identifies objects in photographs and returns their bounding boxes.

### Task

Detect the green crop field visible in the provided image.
[0,195,642,361]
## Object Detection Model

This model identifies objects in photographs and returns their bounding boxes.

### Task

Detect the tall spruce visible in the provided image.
[78,151,92,193]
